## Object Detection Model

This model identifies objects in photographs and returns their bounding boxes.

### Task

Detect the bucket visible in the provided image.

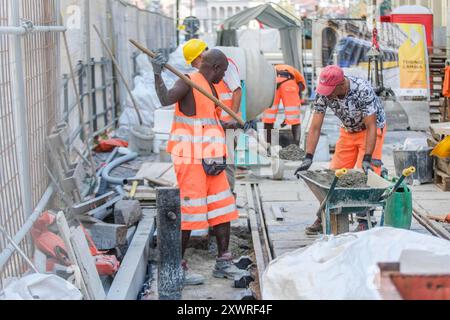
[393,148,433,184]
[384,180,413,230]
[128,125,154,156]
[153,133,170,154]
[153,109,174,134]
[159,142,171,162]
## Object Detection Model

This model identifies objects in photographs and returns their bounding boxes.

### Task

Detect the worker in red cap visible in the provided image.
[295,65,387,234]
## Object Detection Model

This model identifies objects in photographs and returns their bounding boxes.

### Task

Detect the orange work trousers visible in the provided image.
[262,79,301,126]
[330,127,386,175]
[172,155,239,231]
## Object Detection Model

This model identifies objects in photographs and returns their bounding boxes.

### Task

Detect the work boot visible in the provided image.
[213,253,250,280]
[182,260,205,286]
[305,218,323,236]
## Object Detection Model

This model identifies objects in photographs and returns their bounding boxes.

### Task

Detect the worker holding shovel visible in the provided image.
[295,65,387,234]
[182,39,244,194]
[151,49,253,286]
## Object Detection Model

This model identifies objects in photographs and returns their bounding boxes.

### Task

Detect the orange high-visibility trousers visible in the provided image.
[443,66,450,97]
[330,127,386,175]
[262,79,301,126]
[172,155,239,231]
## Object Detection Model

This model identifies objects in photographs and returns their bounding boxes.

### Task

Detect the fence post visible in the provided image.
[90,58,97,132]
[63,73,69,126]
[100,57,108,126]
[77,60,85,141]
[10,0,33,216]
[156,187,183,300]
[84,0,94,142]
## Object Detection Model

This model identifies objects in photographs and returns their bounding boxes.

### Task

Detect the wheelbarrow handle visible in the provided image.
[380,166,416,201]
[316,168,348,234]
[335,169,348,178]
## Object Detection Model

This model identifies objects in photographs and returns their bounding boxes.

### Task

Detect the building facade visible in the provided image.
[392,0,449,28]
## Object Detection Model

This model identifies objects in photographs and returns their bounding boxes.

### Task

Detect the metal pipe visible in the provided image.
[96,147,119,177]
[101,151,138,185]
[0,186,54,272]
[0,227,39,274]
[11,0,33,217]
[85,0,94,141]
[0,25,66,35]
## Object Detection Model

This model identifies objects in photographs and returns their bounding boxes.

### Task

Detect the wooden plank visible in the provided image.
[436,158,450,175]
[70,226,106,300]
[331,214,349,235]
[246,183,267,286]
[434,169,450,191]
[56,212,91,300]
[430,122,450,136]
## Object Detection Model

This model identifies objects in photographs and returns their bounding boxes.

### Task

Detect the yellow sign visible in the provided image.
[398,23,428,96]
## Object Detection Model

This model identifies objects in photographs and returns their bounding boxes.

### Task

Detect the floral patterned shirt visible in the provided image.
[313,76,386,133]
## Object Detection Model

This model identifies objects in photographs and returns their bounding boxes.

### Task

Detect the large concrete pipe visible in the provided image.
[216,46,276,120]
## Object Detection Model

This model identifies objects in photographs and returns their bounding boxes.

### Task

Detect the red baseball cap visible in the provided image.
[316,65,345,96]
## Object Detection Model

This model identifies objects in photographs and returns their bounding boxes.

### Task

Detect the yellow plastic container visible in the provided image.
[431,135,450,158]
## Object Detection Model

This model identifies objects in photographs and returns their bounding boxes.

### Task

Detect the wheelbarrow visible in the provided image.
[298,167,416,235]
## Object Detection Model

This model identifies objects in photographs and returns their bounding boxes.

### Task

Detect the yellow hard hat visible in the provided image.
[183,39,208,65]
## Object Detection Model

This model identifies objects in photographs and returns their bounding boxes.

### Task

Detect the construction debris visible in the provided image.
[114,200,143,226]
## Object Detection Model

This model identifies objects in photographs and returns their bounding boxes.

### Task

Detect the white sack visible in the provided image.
[262,227,450,300]
[1,274,82,300]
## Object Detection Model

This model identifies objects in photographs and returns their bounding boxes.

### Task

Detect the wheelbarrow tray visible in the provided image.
[299,172,387,214]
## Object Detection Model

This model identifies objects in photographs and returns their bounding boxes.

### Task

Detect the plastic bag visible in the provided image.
[262,228,450,300]
[1,274,83,300]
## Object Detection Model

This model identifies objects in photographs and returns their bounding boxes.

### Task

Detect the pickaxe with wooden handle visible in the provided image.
[130,39,244,126]
[129,40,274,154]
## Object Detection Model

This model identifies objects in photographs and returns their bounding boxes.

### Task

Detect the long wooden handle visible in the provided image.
[129,39,245,127]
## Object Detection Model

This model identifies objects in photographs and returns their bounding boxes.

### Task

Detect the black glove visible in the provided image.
[362,154,373,175]
[295,153,314,177]
[151,51,167,75]
[243,120,257,132]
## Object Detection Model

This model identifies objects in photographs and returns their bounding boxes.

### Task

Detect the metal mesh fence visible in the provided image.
[0,0,175,290]
[22,0,60,206]
[0,0,29,288]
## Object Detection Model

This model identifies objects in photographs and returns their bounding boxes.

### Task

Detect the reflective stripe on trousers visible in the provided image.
[173,156,238,231]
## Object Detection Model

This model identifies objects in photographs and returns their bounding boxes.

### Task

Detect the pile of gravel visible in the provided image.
[279,145,306,161]
[302,170,369,188]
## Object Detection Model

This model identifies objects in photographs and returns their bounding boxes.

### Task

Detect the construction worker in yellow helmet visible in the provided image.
[183,39,244,195]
